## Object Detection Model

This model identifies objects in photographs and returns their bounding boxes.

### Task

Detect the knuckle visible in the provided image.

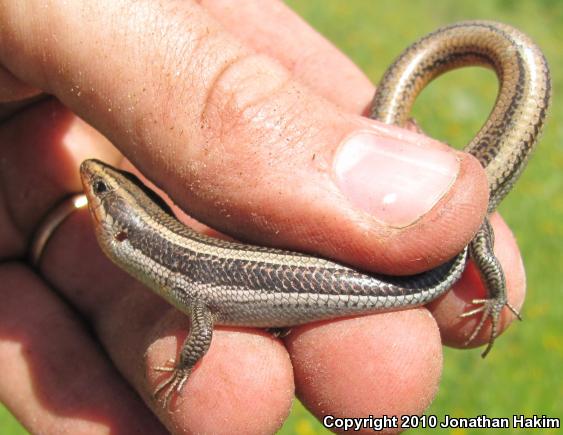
[200,53,292,143]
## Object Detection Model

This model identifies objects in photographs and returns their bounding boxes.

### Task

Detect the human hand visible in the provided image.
[0,1,525,433]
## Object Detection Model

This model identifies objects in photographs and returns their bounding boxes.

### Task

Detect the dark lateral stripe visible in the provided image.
[124,221,463,298]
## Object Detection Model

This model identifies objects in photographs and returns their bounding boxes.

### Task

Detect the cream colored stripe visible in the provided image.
[120,188,349,270]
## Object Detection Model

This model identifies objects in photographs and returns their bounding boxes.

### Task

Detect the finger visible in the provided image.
[428,213,526,349]
[0,99,118,260]
[0,263,167,434]
[0,0,488,275]
[201,0,375,113]
[0,101,294,433]
[0,0,373,114]
[287,310,443,426]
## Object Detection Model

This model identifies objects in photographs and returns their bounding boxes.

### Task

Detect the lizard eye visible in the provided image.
[93,179,109,195]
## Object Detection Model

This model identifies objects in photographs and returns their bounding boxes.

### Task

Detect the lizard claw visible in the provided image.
[460,297,522,357]
[153,360,191,409]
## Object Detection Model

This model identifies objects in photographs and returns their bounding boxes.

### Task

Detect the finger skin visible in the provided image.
[0,0,488,275]
[287,310,443,434]
[0,66,39,102]
[0,263,167,435]
[201,0,375,114]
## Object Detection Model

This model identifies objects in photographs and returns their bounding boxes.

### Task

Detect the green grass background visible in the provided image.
[1,0,561,433]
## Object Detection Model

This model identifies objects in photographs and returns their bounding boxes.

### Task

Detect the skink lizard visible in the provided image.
[80,21,551,406]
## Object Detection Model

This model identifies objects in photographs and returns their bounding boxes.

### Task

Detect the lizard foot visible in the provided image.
[460,297,522,357]
[265,327,292,338]
[153,360,191,409]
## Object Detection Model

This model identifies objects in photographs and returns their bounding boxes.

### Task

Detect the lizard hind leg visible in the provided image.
[153,301,215,408]
[460,218,522,357]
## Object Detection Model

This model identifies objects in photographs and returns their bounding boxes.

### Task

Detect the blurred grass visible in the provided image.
[2,1,561,433]
[0,406,26,435]
[280,0,563,434]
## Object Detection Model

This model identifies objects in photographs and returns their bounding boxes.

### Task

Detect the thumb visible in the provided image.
[0,0,487,274]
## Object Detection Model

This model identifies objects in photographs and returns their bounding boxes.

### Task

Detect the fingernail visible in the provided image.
[333,131,459,227]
